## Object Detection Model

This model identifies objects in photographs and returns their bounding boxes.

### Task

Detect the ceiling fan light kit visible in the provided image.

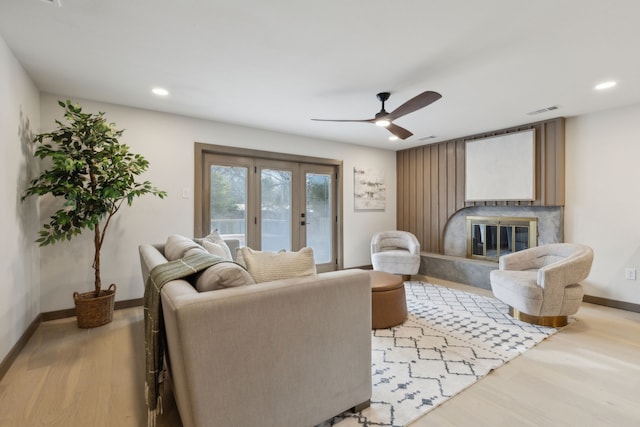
[312,90,442,140]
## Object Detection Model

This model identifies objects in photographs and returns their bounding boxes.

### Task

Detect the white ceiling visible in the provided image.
[2,0,639,150]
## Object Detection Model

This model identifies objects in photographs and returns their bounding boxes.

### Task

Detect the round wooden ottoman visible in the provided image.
[369,270,408,329]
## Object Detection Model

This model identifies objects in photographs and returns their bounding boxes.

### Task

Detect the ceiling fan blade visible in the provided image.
[387,123,413,140]
[311,118,374,123]
[387,91,442,121]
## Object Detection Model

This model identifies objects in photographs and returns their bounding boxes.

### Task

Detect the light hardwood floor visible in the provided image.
[410,278,640,427]
[0,278,638,427]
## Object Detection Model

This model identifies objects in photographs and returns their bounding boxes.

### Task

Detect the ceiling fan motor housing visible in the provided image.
[376,92,390,103]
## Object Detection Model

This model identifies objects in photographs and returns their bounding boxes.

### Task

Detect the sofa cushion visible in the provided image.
[239,246,316,283]
[202,240,232,260]
[184,246,207,257]
[195,261,255,292]
[165,234,204,261]
[202,230,233,261]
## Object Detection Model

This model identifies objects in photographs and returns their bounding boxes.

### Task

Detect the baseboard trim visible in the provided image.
[583,295,640,313]
[41,307,76,322]
[0,313,42,383]
[116,297,144,310]
[41,298,143,322]
[348,264,373,270]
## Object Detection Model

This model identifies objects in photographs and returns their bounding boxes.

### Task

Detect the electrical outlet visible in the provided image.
[182,187,190,199]
[624,268,636,280]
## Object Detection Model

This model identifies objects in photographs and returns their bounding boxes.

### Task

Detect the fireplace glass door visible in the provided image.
[467,216,537,261]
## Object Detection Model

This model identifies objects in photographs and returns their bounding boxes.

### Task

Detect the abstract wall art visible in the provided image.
[354,167,385,211]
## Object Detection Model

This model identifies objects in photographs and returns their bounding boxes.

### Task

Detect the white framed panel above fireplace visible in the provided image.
[465,129,535,202]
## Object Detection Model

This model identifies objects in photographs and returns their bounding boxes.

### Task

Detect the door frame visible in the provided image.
[194,142,344,269]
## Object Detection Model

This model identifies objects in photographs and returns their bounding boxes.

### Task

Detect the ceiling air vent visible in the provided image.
[418,135,437,142]
[527,105,560,115]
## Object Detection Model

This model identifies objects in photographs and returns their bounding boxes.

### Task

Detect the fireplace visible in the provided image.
[466,216,538,261]
[421,207,559,290]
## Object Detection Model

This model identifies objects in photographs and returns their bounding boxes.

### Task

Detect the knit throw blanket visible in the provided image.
[144,252,227,427]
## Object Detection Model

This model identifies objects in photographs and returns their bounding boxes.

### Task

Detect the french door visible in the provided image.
[202,153,338,272]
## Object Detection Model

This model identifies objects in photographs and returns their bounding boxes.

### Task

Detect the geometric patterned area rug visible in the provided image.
[330,281,559,427]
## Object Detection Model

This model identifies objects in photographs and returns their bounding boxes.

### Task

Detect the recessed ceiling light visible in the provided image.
[594,81,617,91]
[389,135,399,141]
[152,87,169,96]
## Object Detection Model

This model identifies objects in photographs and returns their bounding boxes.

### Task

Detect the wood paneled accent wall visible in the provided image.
[397,117,565,254]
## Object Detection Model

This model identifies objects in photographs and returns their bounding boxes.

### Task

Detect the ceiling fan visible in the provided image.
[312,90,442,140]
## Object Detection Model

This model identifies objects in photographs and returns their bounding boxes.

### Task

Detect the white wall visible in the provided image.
[566,103,640,305]
[0,37,41,361]
[38,93,397,312]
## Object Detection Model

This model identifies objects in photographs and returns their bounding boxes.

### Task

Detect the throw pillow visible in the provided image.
[184,246,207,257]
[239,246,316,283]
[235,247,284,268]
[202,230,233,261]
[195,262,256,292]
[235,247,246,268]
[165,234,204,261]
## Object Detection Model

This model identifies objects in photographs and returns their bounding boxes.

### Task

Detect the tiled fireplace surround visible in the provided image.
[419,205,563,289]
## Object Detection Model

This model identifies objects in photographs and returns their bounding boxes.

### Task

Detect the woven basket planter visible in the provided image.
[73,283,116,328]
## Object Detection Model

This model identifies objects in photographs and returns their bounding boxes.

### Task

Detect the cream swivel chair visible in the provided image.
[490,243,594,327]
[371,230,421,278]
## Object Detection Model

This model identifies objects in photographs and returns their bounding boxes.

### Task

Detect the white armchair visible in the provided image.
[371,230,421,277]
[490,243,594,327]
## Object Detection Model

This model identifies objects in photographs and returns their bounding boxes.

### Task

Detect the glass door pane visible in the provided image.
[471,224,485,256]
[302,164,337,272]
[209,165,248,247]
[515,226,530,251]
[260,168,292,251]
[485,225,498,258]
[305,172,332,264]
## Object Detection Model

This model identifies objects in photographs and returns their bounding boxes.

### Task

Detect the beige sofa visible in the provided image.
[139,242,372,427]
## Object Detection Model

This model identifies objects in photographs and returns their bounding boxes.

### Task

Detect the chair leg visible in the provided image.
[509,306,568,327]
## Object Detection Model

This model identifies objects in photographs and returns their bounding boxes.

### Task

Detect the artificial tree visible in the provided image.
[23,100,166,301]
